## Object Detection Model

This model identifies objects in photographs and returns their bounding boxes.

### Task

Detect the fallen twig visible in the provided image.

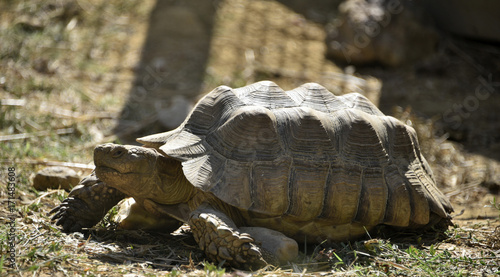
[0,128,74,142]
[27,190,60,206]
[1,99,26,106]
[0,159,94,170]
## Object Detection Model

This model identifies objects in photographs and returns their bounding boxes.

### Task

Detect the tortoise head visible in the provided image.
[94,143,193,204]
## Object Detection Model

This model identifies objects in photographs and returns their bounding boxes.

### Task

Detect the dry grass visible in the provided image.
[1,0,499,276]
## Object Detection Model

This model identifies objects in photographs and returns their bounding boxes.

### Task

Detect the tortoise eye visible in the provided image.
[112,149,125,158]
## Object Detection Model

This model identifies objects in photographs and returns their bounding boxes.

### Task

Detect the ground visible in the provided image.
[0,0,499,276]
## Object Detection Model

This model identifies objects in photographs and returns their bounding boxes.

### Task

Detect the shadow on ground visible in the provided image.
[114,0,220,143]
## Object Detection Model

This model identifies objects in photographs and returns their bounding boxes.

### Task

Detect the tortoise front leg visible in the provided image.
[50,172,126,232]
[188,204,267,269]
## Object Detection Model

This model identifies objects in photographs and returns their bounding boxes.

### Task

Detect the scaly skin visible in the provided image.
[189,204,267,269]
[50,172,126,232]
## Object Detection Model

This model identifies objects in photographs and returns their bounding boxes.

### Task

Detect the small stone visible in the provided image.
[33,166,80,191]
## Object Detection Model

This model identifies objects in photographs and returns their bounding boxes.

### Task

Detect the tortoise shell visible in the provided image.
[138,81,452,228]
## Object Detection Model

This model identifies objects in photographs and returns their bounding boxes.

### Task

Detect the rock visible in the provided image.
[326,0,438,67]
[33,166,80,191]
[422,0,500,43]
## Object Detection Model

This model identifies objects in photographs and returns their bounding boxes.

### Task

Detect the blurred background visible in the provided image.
[1,0,500,271]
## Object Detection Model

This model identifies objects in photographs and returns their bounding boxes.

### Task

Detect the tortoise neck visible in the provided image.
[188,189,245,226]
[155,157,196,205]
[168,172,195,204]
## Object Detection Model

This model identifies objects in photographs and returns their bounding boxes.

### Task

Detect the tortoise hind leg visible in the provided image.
[189,204,267,269]
[50,172,126,232]
[239,227,298,265]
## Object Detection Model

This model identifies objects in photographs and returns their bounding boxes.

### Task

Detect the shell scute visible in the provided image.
[354,167,387,226]
[184,86,245,135]
[212,160,252,210]
[274,107,337,161]
[339,110,390,167]
[233,81,296,109]
[250,158,291,216]
[205,106,283,162]
[383,164,411,227]
[286,160,329,221]
[286,83,344,112]
[320,164,362,223]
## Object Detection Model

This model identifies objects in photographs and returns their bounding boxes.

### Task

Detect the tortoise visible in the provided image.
[50,81,453,269]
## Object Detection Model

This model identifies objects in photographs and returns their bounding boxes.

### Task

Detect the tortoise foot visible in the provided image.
[49,173,125,232]
[189,209,267,269]
[49,196,100,232]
